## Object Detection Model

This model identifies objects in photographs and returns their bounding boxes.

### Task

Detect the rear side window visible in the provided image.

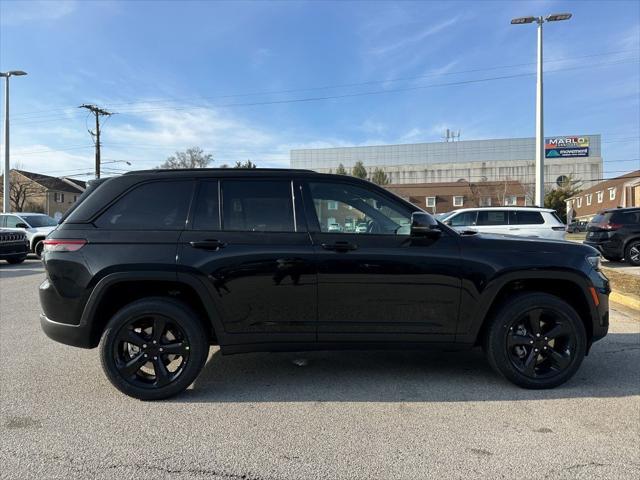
[192,181,220,230]
[610,210,640,224]
[509,211,545,225]
[477,210,508,226]
[222,180,294,232]
[95,181,193,230]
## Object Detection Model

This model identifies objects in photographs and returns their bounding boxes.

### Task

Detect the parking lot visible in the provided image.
[1,259,639,480]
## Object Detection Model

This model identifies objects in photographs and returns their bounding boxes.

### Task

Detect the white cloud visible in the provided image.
[0,0,77,26]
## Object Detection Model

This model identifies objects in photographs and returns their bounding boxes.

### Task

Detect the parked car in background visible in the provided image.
[566,221,588,234]
[0,212,58,257]
[584,207,640,265]
[0,229,29,264]
[39,169,609,400]
[441,207,566,240]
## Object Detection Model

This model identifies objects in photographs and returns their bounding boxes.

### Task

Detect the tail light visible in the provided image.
[602,223,622,230]
[43,239,87,252]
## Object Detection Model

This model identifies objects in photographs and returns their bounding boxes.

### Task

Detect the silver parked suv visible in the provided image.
[440,207,566,240]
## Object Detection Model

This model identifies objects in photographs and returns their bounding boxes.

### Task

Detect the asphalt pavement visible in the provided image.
[1,259,639,479]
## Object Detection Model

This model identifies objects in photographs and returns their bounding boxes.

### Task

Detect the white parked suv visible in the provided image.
[440,207,566,240]
[0,212,58,257]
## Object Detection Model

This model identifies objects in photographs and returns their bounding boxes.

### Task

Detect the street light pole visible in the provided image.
[511,13,571,207]
[1,70,27,213]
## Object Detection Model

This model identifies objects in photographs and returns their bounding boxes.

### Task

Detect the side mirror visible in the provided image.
[411,212,442,239]
[15,222,29,229]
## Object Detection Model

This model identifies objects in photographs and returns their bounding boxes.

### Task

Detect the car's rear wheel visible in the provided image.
[625,240,640,266]
[483,293,586,389]
[100,297,209,400]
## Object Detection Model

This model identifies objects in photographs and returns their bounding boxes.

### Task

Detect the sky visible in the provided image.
[1,0,639,181]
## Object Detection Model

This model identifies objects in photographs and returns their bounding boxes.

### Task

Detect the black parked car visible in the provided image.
[0,228,28,264]
[584,207,640,265]
[39,169,610,400]
[566,220,588,234]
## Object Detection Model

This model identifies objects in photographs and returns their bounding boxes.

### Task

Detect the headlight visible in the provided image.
[587,255,601,271]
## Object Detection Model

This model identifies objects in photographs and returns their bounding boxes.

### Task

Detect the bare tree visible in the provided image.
[0,170,45,212]
[234,160,257,169]
[157,147,213,169]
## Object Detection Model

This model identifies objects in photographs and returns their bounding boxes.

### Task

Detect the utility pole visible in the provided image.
[511,12,572,207]
[1,70,27,213]
[79,104,112,179]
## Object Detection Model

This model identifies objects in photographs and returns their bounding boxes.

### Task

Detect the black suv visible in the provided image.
[0,229,29,264]
[39,169,610,400]
[584,207,640,266]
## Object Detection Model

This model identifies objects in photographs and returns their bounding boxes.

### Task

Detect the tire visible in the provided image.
[5,255,26,264]
[625,240,640,266]
[483,292,587,389]
[34,240,45,258]
[100,297,209,400]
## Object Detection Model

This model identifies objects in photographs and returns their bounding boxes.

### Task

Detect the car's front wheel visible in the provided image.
[483,292,586,389]
[5,255,26,264]
[100,297,209,400]
[34,240,45,258]
[625,240,640,266]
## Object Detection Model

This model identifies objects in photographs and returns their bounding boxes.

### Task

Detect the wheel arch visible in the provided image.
[464,270,597,348]
[82,272,222,348]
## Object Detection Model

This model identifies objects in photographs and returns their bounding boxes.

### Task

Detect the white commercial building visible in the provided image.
[290,135,603,200]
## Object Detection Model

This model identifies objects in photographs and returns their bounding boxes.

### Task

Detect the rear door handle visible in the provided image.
[321,241,358,252]
[189,239,227,250]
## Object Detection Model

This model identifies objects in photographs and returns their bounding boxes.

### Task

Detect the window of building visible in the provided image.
[477,210,508,226]
[54,192,64,203]
[479,197,492,207]
[586,194,592,206]
[96,181,193,230]
[310,181,411,235]
[504,195,517,206]
[453,196,464,207]
[609,188,616,200]
[193,181,220,230]
[426,196,436,208]
[597,191,603,203]
[222,180,294,232]
[577,197,582,208]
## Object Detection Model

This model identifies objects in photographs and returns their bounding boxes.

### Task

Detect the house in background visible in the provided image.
[385,180,527,214]
[0,169,86,219]
[565,170,640,221]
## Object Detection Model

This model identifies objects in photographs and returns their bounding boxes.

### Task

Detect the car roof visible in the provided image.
[598,207,640,213]
[446,206,556,213]
[3,212,49,216]
[124,168,315,177]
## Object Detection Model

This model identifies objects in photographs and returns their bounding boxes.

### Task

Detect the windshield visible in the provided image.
[21,215,57,227]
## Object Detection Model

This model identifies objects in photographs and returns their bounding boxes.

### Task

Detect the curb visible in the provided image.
[610,291,640,311]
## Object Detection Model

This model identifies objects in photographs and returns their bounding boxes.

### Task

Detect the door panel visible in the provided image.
[178,178,317,344]
[303,179,461,341]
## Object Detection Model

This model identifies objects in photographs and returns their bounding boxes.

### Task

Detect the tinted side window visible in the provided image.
[610,211,640,224]
[477,210,508,226]
[512,211,544,225]
[193,181,220,230]
[96,181,193,230]
[449,211,477,227]
[222,180,294,232]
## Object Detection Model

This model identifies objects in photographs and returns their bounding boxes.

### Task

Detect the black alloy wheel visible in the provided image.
[112,314,191,389]
[484,292,586,389]
[505,308,575,379]
[100,298,209,400]
[35,240,44,258]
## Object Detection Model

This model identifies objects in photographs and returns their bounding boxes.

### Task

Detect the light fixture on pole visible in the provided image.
[1,70,27,213]
[511,13,572,207]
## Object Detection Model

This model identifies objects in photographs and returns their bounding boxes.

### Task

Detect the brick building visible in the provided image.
[385,180,527,214]
[565,170,640,221]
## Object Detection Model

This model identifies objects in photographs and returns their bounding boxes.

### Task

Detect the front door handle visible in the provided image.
[189,239,227,250]
[321,241,358,252]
